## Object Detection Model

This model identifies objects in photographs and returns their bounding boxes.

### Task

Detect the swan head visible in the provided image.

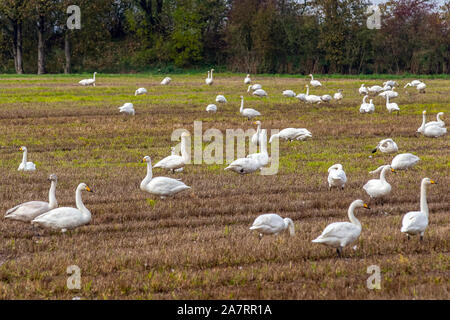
[422,178,436,186]
[328,163,343,172]
[308,74,313,77]
[246,74,250,77]
[78,183,93,193]
[338,89,343,92]
[422,110,427,115]
[48,174,58,182]
[253,120,261,125]
[142,156,151,163]
[240,95,244,99]
[437,112,444,117]
[352,199,371,210]
[181,132,190,138]
[19,146,27,152]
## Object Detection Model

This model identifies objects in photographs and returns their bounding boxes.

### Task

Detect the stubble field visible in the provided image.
[0,73,448,299]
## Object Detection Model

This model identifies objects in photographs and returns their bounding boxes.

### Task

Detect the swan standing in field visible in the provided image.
[118,102,135,115]
[250,214,295,239]
[140,156,191,199]
[383,80,398,87]
[390,153,420,170]
[305,85,322,104]
[359,95,374,113]
[251,121,264,146]
[327,164,347,190]
[215,95,227,103]
[405,81,426,93]
[282,90,296,97]
[224,156,262,174]
[206,104,217,113]
[372,138,398,154]
[269,128,312,143]
[239,96,261,120]
[333,89,343,101]
[135,87,147,96]
[78,72,97,86]
[244,74,251,84]
[321,94,332,102]
[417,111,447,137]
[368,85,383,94]
[205,69,214,85]
[385,95,400,115]
[363,165,395,201]
[312,199,370,258]
[308,74,322,87]
[401,178,436,241]
[253,88,268,97]
[247,84,262,92]
[379,87,398,99]
[359,84,368,95]
[5,174,58,222]
[161,77,172,85]
[18,146,36,171]
[153,132,190,173]
[31,183,93,233]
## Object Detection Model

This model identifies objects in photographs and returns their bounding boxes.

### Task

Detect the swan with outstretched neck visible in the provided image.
[18,146,36,171]
[417,111,447,137]
[153,132,190,172]
[239,96,261,120]
[363,165,395,201]
[401,178,436,241]
[78,72,96,86]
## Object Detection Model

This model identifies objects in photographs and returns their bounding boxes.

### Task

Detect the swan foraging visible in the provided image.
[153,132,190,172]
[251,121,263,146]
[205,69,214,85]
[282,90,296,97]
[78,72,97,86]
[239,96,261,120]
[363,165,395,200]
[118,102,135,115]
[333,89,343,101]
[247,84,262,92]
[253,88,268,97]
[140,156,191,199]
[401,178,436,240]
[368,85,383,94]
[308,74,322,87]
[31,183,93,233]
[417,111,447,137]
[379,87,398,99]
[390,153,420,170]
[215,95,227,103]
[269,128,312,143]
[18,146,36,171]
[372,138,398,154]
[244,74,251,84]
[224,157,262,174]
[321,94,332,102]
[385,95,400,114]
[5,174,58,222]
[312,199,370,257]
[359,84,368,95]
[161,77,172,85]
[383,80,398,87]
[206,104,217,113]
[327,164,347,190]
[405,81,426,93]
[250,214,295,238]
[135,88,147,96]
[304,85,322,104]
[359,95,374,113]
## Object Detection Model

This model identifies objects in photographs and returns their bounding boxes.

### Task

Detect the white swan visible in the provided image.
[308,74,322,87]
[206,104,217,113]
[359,84,368,95]
[417,111,447,137]
[381,84,392,91]
[383,80,398,87]
[359,95,374,113]
[420,111,445,129]
[404,81,426,93]
[161,77,172,85]
[269,128,312,143]
[253,88,268,97]
[215,95,227,103]
[153,132,190,172]
[135,88,147,96]
[247,129,269,168]
[321,94,332,102]
[327,164,347,190]
[205,69,214,85]
[416,82,426,93]
[372,138,398,154]
[239,96,261,120]
[363,165,394,200]
[251,121,263,146]
[296,92,307,102]
[118,102,135,115]
[333,89,343,101]
[224,157,261,174]
[5,174,58,222]
[140,156,191,198]
[379,87,398,99]
[304,85,322,104]
[368,85,383,94]
[31,183,93,233]
[385,95,400,114]
[390,153,420,170]
[250,214,294,238]
[78,72,96,86]
[18,146,36,171]
[247,84,262,92]
[282,90,296,97]
[244,74,251,84]
[401,178,436,240]
[312,199,370,257]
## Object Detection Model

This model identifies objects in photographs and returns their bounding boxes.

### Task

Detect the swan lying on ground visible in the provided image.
[359,95,374,113]
[390,153,420,170]
[372,138,398,154]
[417,111,447,137]
[118,103,135,115]
[78,72,96,86]
[216,95,227,103]
[135,88,147,96]
[333,89,343,101]
[18,146,36,171]
[161,77,172,85]
[250,214,295,239]
[5,174,58,222]
[269,128,312,143]
[312,199,370,258]
[244,74,251,84]
[282,90,296,97]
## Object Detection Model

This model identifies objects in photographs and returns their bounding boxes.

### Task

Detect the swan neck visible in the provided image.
[240,97,244,112]
[210,70,213,79]
[420,181,429,217]
[21,149,27,164]
[363,95,367,103]
[379,166,389,182]
[141,161,153,189]
[420,113,426,130]
[48,180,58,208]
[306,86,309,96]
[348,203,362,228]
[75,186,90,219]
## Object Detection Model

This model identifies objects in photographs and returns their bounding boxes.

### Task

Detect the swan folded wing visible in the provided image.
[330,170,346,183]
[147,177,190,195]
[226,158,260,173]
[5,201,50,220]
[314,222,360,247]
[401,211,428,234]
[250,214,283,233]
[363,180,390,197]
[153,155,184,169]
[32,207,88,230]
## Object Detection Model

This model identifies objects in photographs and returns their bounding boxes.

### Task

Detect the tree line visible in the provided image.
[0,0,448,74]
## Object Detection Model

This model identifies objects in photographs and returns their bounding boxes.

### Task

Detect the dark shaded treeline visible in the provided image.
[0,0,448,74]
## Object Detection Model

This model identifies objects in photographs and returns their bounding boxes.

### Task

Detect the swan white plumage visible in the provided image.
[31,183,93,233]
[333,89,343,101]
[205,69,214,85]
[405,81,426,93]
[153,132,190,172]
[239,96,261,120]
[247,129,269,168]
[379,87,398,99]
[135,88,147,96]
[321,94,332,102]
[363,165,394,200]
[312,199,370,257]
[5,174,58,222]
[304,85,322,104]
[390,153,420,170]
[359,95,374,113]
[327,164,347,190]
[269,128,312,143]
[385,95,400,114]
[417,111,447,137]
[420,111,445,129]
[359,84,368,95]
[368,85,383,94]
[78,72,96,86]
[308,74,322,87]
[372,138,398,154]
[18,146,36,171]
[244,74,251,84]
[282,90,296,97]
[161,77,172,85]
[118,102,135,115]
[206,104,217,113]
[253,88,268,97]
[251,121,263,146]
[216,95,227,103]
[381,84,392,91]
[247,84,262,92]
[250,214,295,238]
[383,80,398,87]
[140,156,191,198]
[401,178,436,240]
[224,157,261,174]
